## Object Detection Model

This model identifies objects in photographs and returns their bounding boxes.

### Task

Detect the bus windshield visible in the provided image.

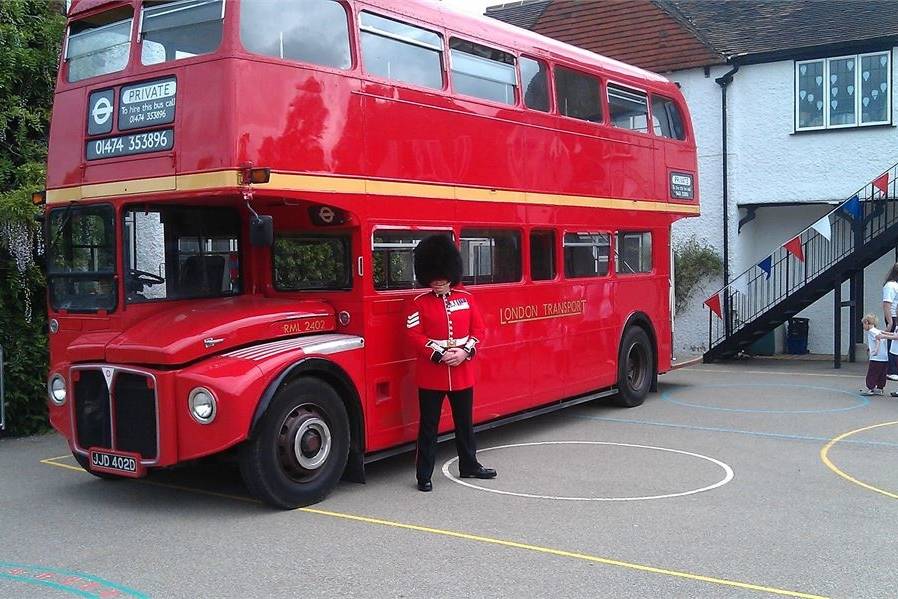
[123,205,241,304]
[47,204,117,312]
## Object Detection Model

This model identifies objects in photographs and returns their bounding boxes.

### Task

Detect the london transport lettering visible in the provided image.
[499,299,587,324]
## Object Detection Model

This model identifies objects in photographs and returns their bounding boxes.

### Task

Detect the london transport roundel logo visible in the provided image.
[92,97,113,125]
[318,206,335,224]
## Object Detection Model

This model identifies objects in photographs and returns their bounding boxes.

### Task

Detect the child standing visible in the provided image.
[863,314,888,395]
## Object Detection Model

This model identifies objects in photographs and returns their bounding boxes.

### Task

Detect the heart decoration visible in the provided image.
[816,75,823,86]
[863,71,870,81]
[848,85,854,95]
[863,97,870,107]
[831,99,838,109]
[872,89,879,99]
[800,65,807,75]
[800,90,807,99]
[882,56,888,66]
[808,93,815,102]
[831,74,838,84]
[817,100,823,110]
[832,87,838,96]
[848,62,854,71]
[882,82,888,92]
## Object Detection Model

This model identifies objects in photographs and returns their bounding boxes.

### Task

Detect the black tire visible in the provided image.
[239,377,349,509]
[613,326,654,408]
[72,451,122,480]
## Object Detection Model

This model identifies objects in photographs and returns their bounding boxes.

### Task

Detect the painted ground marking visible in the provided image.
[40,455,825,598]
[661,383,867,414]
[820,420,898,499]
[441,440,734,501]
[0,561,149,598]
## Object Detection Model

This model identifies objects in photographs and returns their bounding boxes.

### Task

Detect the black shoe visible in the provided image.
[459,466,497,479]
[417,480,432,492]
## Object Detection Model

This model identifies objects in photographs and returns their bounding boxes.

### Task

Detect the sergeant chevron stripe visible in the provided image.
[407,312,420,328]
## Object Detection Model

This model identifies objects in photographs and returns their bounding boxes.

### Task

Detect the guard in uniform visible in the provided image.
[406,234,497,492]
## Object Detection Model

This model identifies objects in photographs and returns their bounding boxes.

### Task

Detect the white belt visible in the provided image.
[429,336,469,346]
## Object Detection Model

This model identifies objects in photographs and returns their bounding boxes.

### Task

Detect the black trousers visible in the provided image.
[416,387,479,482]
[889,321,898,375]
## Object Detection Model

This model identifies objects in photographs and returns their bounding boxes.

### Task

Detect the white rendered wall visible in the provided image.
[667,51,898,355]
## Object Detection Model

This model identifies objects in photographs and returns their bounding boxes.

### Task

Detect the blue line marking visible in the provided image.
[0,572,96,597]
[0,562,150,599]
[565,414,898,448]
[660,383,869,414]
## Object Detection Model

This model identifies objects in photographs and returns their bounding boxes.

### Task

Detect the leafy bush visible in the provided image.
[673,235,723,315]
[0,1,64,436]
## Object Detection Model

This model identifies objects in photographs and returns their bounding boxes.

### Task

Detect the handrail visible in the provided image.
[706,162,898,350]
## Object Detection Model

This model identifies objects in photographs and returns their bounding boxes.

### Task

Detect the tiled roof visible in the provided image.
[661,0,898,59]
[485,0,552,31]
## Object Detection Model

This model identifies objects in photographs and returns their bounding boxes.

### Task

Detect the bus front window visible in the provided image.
[65,8,133,83]
[123,205,241,303]
[47,205,117,312]
[140,0,225,65]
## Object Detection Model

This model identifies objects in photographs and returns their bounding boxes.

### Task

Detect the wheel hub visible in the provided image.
[277,406,332,481]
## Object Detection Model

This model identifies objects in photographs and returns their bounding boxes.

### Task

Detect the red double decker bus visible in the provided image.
[43,0,699,508]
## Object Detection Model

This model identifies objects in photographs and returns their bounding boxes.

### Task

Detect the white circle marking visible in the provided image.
[92,97,113,125]
[319,206,334,224]
[442,441,734,501]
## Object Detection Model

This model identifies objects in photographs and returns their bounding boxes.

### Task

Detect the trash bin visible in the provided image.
[786,317,809,354]
[749,329,775,356]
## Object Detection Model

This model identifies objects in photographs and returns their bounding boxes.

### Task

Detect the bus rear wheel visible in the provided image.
[240,377,349,509]
[613,327,654,408]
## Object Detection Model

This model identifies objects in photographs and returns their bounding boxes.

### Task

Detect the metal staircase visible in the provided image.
[704,163,898,362]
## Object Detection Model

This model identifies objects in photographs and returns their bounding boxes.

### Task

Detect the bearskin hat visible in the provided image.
[414,234,463,287]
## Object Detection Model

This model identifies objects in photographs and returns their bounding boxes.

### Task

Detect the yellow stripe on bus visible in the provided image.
[46,169,700,215]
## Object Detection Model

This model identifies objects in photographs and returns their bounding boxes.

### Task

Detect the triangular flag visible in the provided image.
[784,236,804,261]
[873,172,890,197]
[811,214,831,240]
[704,292,722,318]
[757,256,773,279]
[841,195,861,220]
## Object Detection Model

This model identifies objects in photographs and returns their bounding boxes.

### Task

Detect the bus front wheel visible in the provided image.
[240,377,349,509]
[613,327,654,408]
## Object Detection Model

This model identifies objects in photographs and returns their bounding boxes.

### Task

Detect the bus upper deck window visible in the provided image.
[140,0,224,66]
[360,12,444,90]
[449,38,516,106]
[652,95,686,140]
[65,8,133,83]
[608,84,648,133]
[555,66,602,123]
[520,56,549,112]
[241,0,351,70]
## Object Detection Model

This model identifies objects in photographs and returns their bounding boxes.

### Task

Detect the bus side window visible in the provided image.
[530,229,555,280]
[449,38,517,105]
[372,229,453,290]
[240,0,352,70]
[273,233,352,291]
[652,95,687,140]
[616,231,652,274]
[359,12,444,90]
[520,55,550,112]
[554,66,602,123]
[563,232,609,278]
[460,229,522,285]
[608,84,649,133]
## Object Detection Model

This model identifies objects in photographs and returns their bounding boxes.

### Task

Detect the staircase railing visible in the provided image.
[707,163,898,352]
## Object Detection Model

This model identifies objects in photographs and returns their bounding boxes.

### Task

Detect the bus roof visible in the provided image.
[67,0,671,86]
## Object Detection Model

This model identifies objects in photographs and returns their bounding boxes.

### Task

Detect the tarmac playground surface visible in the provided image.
[3,358,898,598]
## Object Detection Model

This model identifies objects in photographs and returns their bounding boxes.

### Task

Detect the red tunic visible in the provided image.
[406,288,485,391]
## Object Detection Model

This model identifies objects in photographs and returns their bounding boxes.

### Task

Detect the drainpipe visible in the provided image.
[715,61,739,336]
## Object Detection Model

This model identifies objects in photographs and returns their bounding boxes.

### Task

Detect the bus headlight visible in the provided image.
[48,374,67,405]
[188,387,217,424]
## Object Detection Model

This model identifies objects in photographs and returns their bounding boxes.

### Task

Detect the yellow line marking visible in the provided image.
[820,421,898,499]
[40,456,824,597]
[46,169,701,215]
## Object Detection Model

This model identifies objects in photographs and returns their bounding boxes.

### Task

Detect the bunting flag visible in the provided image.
[873,172,890,197]
[784,236,804,261]
[704,292,722,318]
[757,256,773,279]
[841,195,861,220]
[811,214,831,240]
